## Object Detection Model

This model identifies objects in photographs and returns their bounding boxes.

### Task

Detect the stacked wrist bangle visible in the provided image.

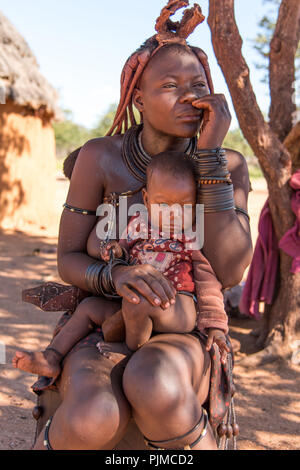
[85,256,129,299]
[191,147,235,213]
[85,261,105,295]
[198,185,235,213]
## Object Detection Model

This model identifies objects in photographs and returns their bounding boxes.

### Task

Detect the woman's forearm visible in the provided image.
[202,209,253,289]
[56,204,104,291]
[57,252,104,291]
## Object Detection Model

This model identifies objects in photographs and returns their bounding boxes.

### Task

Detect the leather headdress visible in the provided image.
[154,1,205,49]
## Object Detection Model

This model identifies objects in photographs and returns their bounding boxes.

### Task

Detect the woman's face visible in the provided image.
[134,48,210,139]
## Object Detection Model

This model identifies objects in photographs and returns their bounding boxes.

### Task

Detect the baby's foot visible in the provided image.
[12,349,61,380]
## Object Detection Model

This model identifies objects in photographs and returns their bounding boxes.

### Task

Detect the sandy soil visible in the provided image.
[0,174,299,451]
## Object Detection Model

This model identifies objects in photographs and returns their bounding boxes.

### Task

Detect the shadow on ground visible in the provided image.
[229,317,300,450]
[0,229,62,450]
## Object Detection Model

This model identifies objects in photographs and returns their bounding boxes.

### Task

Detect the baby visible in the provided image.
[13,151,229,382]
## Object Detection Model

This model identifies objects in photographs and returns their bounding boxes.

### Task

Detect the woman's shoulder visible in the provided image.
[79,134,124,166]
[67,134,124,182]
[224,148,252,194]
[223,148,248,174]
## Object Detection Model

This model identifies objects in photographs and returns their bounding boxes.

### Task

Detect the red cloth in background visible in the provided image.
[278,170,300,274]
[239,169,300,318]
[239,199,279,319]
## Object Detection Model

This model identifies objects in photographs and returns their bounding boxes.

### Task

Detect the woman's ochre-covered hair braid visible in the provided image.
[63,1,214,179]
[106,0,214,136]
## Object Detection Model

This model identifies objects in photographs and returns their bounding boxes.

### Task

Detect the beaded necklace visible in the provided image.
[121,124,198,184]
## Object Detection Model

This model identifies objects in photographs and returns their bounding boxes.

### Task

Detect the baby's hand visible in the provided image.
[100,241,123,262]
[206,328,230,365]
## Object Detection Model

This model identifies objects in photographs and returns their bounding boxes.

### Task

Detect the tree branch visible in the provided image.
[269,0,300,142]
[207,0,294,236]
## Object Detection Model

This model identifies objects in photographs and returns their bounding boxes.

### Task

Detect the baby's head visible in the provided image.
[142,151,196,233]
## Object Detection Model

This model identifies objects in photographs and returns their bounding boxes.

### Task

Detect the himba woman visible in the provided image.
[30,1,253,450]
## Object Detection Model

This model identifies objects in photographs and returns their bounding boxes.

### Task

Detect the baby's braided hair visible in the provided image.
[106,0,214,136]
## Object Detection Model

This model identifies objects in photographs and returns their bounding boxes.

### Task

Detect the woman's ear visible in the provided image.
[133,88,144,113]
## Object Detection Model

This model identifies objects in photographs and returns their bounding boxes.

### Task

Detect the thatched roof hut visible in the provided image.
[0,11,61,119]
[0,11,61,230]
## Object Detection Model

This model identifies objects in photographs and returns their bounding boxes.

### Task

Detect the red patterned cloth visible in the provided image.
[119,214,228,334]
[119,214,197,292]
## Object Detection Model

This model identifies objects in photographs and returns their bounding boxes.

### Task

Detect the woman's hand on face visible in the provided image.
[192,94,231,149]
[111,264,177,309]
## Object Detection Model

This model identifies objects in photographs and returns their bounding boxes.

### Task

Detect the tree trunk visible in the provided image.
[284,122,300,172]
[269,0,300,141]
[208,0,300,358]
[264,252,300,350]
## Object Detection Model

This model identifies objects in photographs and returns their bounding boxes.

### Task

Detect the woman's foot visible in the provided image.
[12,349,61,380]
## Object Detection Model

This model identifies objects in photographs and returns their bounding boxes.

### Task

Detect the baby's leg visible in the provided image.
[12,296,120,379]
[122,293,197,351]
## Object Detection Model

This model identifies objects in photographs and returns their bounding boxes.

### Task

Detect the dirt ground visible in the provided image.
[0,174,299,451]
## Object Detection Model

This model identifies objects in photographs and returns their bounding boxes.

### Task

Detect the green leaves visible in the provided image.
[53,109,92,159]
[252,0,300,82]
[223,128,254,157]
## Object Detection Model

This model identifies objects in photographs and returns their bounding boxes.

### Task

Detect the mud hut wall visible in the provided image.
[0,102,57,230]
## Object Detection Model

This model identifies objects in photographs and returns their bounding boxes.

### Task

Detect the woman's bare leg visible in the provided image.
[33,343,131,450]
[123,332,217,450]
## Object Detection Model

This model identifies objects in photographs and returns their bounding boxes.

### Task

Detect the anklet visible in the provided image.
[45,347,64,363]
[144,409,208,450]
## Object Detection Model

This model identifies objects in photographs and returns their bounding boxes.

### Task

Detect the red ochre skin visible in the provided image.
[31,45,252,450]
